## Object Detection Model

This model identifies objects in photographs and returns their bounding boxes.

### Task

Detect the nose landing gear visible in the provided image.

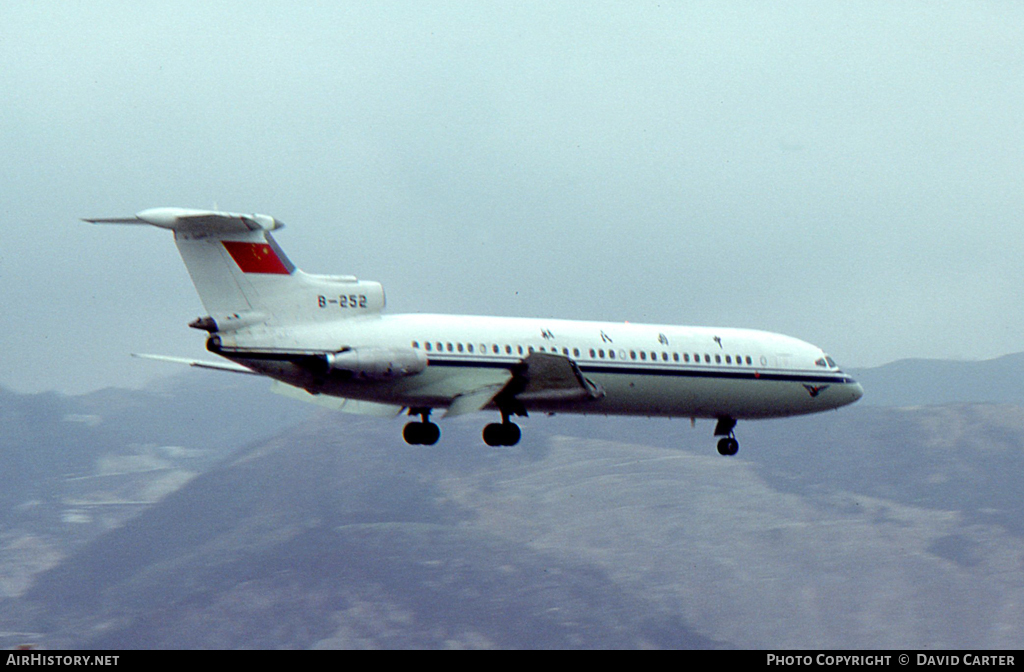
[717,436,739,456]
[714,416,739,456]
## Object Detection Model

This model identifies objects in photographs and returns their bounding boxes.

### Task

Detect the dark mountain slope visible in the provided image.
[19,417,714,649]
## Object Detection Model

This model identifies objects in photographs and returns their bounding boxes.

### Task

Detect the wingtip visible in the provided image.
[81,216,142,224]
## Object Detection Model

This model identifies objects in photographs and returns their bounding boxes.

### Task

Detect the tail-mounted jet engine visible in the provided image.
[323,347,427,380]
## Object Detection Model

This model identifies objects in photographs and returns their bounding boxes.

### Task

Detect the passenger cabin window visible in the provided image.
[425,342,432,352]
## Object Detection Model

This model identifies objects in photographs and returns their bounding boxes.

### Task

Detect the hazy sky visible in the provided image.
[2,1,1023,394]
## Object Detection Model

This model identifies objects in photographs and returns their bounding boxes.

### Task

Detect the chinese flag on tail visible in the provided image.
[221,241,291,274]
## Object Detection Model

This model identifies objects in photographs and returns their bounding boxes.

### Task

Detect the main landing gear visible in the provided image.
[402,408,523,447]
[482,408,522,447]
[403,409,440,446]
[714,416,739,456]
[483,421,521,447]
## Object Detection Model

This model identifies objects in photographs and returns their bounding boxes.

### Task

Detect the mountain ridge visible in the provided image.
[2,354,1023,648]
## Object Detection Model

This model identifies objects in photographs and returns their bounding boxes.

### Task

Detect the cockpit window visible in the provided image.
[816,355,839,369]
[826,356,837,368]
[815,357,827,368]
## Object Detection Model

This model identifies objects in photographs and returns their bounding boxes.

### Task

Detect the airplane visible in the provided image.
[85,207,863,455]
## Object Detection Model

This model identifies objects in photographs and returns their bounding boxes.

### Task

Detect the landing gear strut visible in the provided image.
[714,416,739,456]
[403,408,440,446]
[483,408,522,447]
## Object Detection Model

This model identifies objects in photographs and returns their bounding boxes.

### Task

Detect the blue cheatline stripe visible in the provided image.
[217,348,856,385]
[424,356,857,385]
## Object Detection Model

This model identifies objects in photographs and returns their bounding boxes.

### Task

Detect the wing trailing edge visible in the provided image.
[269,381,406,416]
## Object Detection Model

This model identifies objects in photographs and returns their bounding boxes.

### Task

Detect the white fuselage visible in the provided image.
[226,312,863,420]
[88,207,863,452]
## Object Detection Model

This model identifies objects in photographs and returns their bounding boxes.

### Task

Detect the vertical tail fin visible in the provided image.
[84,208,385,330]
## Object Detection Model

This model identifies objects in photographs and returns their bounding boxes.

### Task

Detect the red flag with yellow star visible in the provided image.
[221,240,291,274]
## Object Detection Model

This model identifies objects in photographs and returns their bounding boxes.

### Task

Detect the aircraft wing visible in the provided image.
[134,353,404,416]
[134,350,602,419]
[508,351,605,403]
[440,352,604,418]
[269,381,406,417]
[131,353,258,375]
[442,379,512,418]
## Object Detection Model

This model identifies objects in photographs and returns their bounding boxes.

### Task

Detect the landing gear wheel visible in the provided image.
[404,421,440,446]
[483,423,503,446]
[483,422,521,447]
[403,422,417,444]
[713,416,739,456]
[421,422,440,446]
[717,437,739,456]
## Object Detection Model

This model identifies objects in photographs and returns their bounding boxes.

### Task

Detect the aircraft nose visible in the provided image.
[848,379,864,404]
